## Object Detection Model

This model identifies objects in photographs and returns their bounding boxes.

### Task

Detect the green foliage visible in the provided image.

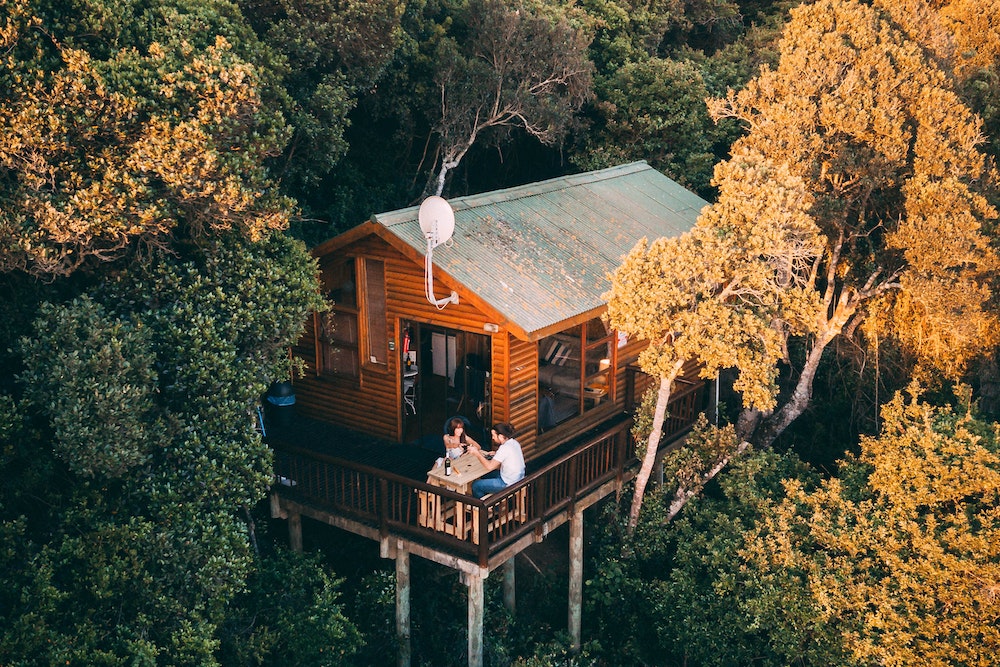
[346,569,398,666]
[586,448,842,666]
[573,56,719,193]
[237,0,405,197]
[0,233,323,664]
[19,297,161,478]
[218,548,362,666]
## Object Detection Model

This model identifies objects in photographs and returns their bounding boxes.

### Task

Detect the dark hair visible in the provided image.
[492,422,516,439]
[446,417,466,436]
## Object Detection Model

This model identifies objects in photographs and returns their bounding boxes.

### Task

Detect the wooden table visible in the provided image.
[426,451,489,493]
[418,452,490,539]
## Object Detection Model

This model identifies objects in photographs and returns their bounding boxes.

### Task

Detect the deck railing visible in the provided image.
[272,378,707,567]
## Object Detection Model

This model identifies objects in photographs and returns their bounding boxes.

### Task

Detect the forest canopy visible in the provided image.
[1,0,999,664]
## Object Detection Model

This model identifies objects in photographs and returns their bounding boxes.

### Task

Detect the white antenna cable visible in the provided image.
[418,196,460,310]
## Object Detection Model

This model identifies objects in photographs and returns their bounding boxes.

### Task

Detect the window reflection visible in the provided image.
[538,318,614,432]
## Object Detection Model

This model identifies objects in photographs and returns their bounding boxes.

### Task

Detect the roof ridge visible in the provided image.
[450,161,649,211]
[374,161,650,226]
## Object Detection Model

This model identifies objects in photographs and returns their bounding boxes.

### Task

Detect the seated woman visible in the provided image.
[468,422,525,498]
[443,416,481,459]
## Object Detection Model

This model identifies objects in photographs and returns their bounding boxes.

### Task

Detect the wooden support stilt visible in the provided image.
[568,508,583,653]
[396,550,411,667]
[502,557,516,614]
[464,571,485,667]
[288,511,302,553]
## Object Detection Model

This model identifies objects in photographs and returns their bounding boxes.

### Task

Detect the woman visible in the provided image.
[443,416,480,459]
[469,422,525,498]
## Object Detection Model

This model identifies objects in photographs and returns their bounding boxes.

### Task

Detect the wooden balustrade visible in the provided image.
[272,377,707,566]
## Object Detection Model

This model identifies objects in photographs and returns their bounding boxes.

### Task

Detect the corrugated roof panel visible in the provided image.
[371,162,707,337]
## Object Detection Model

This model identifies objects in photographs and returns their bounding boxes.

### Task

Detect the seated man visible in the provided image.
[469,422,525,499]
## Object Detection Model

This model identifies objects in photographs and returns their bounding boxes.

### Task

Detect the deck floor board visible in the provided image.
[265,413,442,481]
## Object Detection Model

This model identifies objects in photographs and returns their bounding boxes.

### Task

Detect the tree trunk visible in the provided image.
[753,325,844,448]
[664,439,750,523]
[627,362,683,533]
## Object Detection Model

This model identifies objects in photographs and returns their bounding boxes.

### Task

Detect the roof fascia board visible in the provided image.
[527,307,608,342]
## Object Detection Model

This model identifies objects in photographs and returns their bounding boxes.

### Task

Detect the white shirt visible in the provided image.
[493,438,525,486]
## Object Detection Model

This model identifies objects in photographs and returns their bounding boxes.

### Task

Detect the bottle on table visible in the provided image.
[444,457,452,476]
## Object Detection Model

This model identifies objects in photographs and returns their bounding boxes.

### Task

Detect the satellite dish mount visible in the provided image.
[418,196,459,309]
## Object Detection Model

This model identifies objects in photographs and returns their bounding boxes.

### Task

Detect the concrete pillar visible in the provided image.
[502,557,516,614]
[395,550,411,667]
[568,508,583,652]
[464,571,485,667]
[288,511,302,553]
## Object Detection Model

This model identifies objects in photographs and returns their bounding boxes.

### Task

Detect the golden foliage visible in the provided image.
[0,10,291,277]
[747,390,1000,666]
[939,0,1000,76]
[706,0,999,380]
[607,148,824,411]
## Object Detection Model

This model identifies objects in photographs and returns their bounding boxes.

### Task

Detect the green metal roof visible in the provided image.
[372,161,708,339]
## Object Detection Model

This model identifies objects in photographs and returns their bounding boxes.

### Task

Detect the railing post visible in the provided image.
[568,452,579,502]
[379,478,389,541]
[477,501,488,568]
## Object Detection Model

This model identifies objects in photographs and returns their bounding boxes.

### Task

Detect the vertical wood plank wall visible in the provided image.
[506,336,540,459]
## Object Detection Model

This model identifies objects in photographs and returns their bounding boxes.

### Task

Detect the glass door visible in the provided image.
[401,321,491,445]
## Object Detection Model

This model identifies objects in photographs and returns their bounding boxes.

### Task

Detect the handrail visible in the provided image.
[272,379,707,567]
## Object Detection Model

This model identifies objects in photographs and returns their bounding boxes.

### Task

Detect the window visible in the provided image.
[318,257,389,377]
[363,259,387,367]
[319,258,359,378]
[537,318,614,431]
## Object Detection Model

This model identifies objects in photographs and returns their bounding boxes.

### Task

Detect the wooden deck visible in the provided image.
[268,377,709,571]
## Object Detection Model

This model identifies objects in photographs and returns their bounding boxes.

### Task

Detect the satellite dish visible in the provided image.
[418,196,455,248]
[417,196,459,309]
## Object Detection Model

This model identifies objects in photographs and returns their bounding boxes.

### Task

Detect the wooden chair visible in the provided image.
[417,490,473,539]
[471,485,528,544]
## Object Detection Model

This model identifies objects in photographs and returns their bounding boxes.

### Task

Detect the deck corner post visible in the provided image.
[288,511,303,553]
[462,569,485,667]
[269,491,284,519]
[395,549,411,667]
[502,557,516,613]
[568,507,584,653]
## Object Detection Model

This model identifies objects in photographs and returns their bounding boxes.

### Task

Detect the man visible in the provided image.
[469,422,525,498]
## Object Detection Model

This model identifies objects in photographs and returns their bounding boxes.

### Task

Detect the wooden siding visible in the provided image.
[507,336,540,459]
[294,235,496,442]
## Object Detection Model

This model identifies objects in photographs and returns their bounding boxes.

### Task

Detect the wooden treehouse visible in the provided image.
[267,162,712,666]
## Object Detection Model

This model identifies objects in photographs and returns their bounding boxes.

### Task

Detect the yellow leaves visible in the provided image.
[703,0,1000,380]
[606,149,824,412]
[939,0,1000,77]
[749,390,1000,666]
[0,0,37,50]
[0,25,289,276]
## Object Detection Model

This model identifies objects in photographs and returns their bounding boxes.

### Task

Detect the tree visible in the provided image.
[607,150,825,530]
[425,0,594,195]
[218,548,362,666]
[0,0,293,278]
[0,1,330,661]
[237,0,405,200]
[587,444,842,667]
[746,386,1000,666]
[0,234,324,663]
[608,0,1000,527]
[572,56,720,194]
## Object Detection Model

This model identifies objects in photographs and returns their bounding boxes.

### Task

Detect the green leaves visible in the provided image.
[19,297,160,478]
